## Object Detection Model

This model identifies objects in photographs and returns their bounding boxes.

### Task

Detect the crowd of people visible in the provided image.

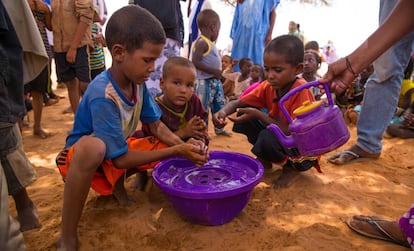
[1,0,413,250]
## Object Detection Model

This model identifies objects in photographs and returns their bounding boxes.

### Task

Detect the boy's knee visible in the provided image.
[75,137,106,163]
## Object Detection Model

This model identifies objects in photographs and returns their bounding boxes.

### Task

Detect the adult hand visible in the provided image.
[320,57,357,95]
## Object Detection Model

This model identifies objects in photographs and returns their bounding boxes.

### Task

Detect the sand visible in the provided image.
[10,87,414,251]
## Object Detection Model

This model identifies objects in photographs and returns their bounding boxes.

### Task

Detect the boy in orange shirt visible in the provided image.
[215,35,319,188]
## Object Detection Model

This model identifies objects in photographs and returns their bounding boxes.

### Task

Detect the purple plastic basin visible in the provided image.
[152,151,264,226]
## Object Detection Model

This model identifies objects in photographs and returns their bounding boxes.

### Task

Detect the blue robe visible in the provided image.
[230,0,280,71]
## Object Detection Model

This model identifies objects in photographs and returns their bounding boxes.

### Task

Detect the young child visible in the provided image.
[214,35,320,188]
[304,40,325,63]
[51,0,93,114]
[301,50,321,82]
[339,64,374,125]
[222,57,253,99]
[240,64,265,98]
[299,50,322,99]
[26,0,55,138]
[397,57,414,111]
[386,101,414,138]
[142,56,209,145]
[386,57,414,137]
[89,0,107,80]
[250,64,265,85]
[191,9,231,136]
[221,54,236,101]
[55,6,208,250]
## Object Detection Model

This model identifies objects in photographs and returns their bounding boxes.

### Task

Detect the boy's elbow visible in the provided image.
[148,120,162,135]
[112,153,130,169]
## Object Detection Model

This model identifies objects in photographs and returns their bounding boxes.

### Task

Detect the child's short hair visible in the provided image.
[197,9,220,29]
[222,55,232,61]
[304,40,320,51]
[105,5,166,53]
[162,56,196,79]
[264,35,304,66]
[239,57,252,69]
[304,49,321,66]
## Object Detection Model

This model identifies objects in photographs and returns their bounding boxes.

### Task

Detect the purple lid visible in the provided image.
[153,151,264,199]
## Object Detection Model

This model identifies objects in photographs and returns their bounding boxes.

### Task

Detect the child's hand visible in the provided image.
[232,59,239,66]
[213,69,223,79]
[95,33,106,47]
[181,116,208,141]
[66,47,77,64]
[213,111,227,129]
[178,138,209,167]
[402,108,414,128]
[228,108,261,123]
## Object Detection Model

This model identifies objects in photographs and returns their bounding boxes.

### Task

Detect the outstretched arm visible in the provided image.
[214,99,244,128]
[321,0,414,94]
[148,120,184,146]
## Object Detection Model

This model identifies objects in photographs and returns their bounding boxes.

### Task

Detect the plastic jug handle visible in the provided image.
[279,81,333,124]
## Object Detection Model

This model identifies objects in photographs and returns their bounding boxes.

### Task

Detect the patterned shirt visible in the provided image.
[89,23,105,71]
[32,10,53,59]
[65,70,161,160]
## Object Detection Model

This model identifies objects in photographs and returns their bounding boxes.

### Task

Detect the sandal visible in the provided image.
[327,145,380,165]
[347,215,410,248]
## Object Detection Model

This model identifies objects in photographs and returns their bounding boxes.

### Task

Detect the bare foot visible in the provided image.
[113,178,135,206]
[33,128,51,139]
[17,201,41,232]
[13,190,41,232]
[256,157,273,169]
[56,234,79,251]
[128,171,148,191]
[273,166,300,189]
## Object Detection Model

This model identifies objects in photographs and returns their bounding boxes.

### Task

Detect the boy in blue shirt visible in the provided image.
[55,6,208,249]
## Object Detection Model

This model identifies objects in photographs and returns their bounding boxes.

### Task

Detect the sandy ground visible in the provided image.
[10,86,414,251]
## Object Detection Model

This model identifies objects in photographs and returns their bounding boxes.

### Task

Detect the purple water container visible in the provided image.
[152,151,264,226]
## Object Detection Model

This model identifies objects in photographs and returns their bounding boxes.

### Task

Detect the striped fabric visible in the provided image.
[89,23,105,71]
